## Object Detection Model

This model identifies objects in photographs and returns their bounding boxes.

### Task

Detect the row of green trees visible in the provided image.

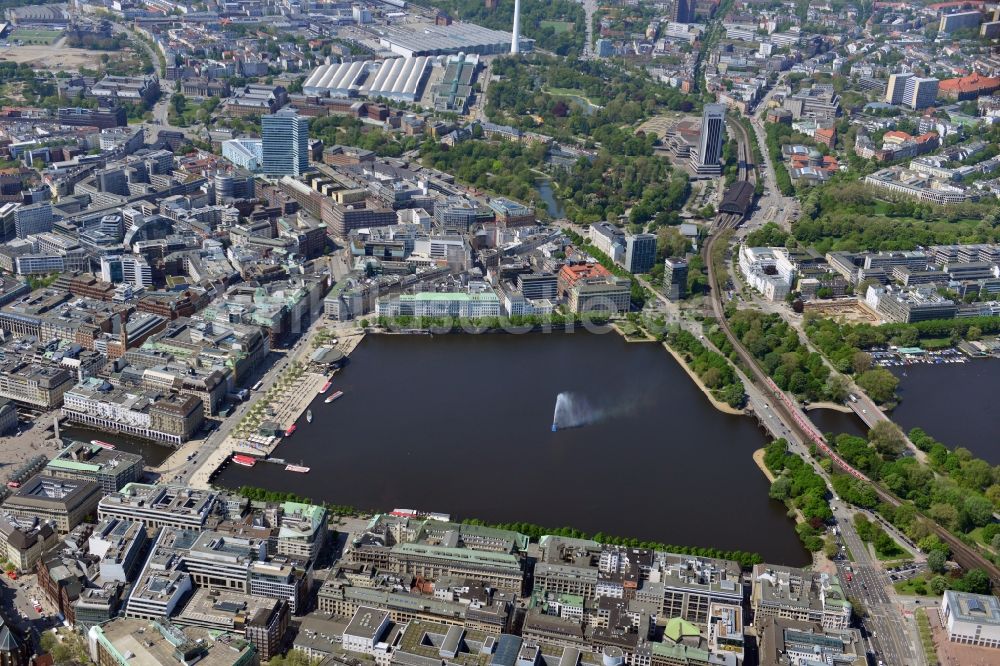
[372,312,612,332]
[667,329,746,408]
[460,518,763,568]
[793,181,1000,253]
[763,439,833,552]
[718,310,841,403]
[236,485,358,516]
[763,123,795,195]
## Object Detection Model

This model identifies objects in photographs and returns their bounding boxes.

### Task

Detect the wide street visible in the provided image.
[833,498,923,666]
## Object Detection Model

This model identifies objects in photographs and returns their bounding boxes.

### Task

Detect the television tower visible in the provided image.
[511,0,521,54]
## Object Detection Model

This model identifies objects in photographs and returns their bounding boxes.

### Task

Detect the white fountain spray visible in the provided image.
[551,391,590,431]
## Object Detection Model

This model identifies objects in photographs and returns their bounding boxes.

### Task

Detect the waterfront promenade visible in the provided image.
[181,326,365,489]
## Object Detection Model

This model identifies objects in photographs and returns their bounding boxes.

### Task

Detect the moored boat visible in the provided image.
[318,380,333,394]
[285,424,297,436]
[91,440,116,450]
[232,454,257,468]
[285,464,310,473]
[324,390,344,404]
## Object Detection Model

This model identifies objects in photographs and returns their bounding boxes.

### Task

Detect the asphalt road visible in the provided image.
[833,499,922,666]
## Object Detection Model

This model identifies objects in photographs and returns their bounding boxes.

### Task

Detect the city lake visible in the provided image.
[889,357,1000,464]
[215,331,810,565]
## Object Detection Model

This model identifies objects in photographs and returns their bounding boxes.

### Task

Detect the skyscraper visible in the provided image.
[261,109,309,177]
[691,103,725,176]
[671,0,690,23]
[511,0,521,55]
[902,77,939,110]
[664,257,688,300]
[624,233,657,274]
[885,72,913,105]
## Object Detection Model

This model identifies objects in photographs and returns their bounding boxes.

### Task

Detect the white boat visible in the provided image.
[306,409,313,423]
[285,464,310,473]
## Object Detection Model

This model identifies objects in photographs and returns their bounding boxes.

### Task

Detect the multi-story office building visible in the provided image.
[758,617,865,666]
[903,76,939,110]
[517,273,558,301]
[57,106,127,129]
[670,0,690,23]
[885,72,913,105]
[14,202,54,239]
[276,501,328,560]
[89,518,149,583]
[751,565,852,630]
[0,517,58,572]
[98,483,223,531]
[624,233,656,274]
[433,198,495,230]
[88,618,257,665]
[1,474,101,533]
[664,257,688,300]
[318,569,511,631]
[249,562,309,615]
[100,254,154,288]
[62,377,204,445]
[939,10,982,33]
[262,109,309,177]
[46,441,144,493]
[691,104,725,176]
[376,291,502,319]
[244,600,290,662]
[566,276,631,314]
[589,222,624,263]
[941,590,1000,648]
[324,201,397,237]
[865,286,958,323]
[74,583,125,631]
[0,357,74,408]
[222,138,263,173]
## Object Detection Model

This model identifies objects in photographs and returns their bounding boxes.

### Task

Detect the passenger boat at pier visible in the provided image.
[324,390,344,404]
[284,424,297,436]
[318,380,333,394]
[285,464,310,473]
[232,454,257,468]
[91,440,116,450]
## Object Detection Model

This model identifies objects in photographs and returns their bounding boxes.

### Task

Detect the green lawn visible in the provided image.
[13,29,61,45]
[894,573,934,596]
[543,87,604,107]
[540,20,575,33]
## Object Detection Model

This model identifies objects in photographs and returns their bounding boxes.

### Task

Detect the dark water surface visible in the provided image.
[215,332,809,564]
[890,358,1000,464]
[808,408,869,441]
[60,425,174,466]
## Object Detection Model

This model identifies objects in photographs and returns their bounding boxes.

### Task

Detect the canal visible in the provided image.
[536,180,566,219]
[215,332,809,565]
[61,425,174,467]
[890,357,1000,464]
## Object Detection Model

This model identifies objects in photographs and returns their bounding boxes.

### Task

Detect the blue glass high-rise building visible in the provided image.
[261,109,309,177]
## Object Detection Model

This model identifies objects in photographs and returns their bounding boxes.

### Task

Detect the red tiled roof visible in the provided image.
[939,72,1000,94]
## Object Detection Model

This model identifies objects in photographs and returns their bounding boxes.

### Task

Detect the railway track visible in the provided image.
[705,115,1000,586]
